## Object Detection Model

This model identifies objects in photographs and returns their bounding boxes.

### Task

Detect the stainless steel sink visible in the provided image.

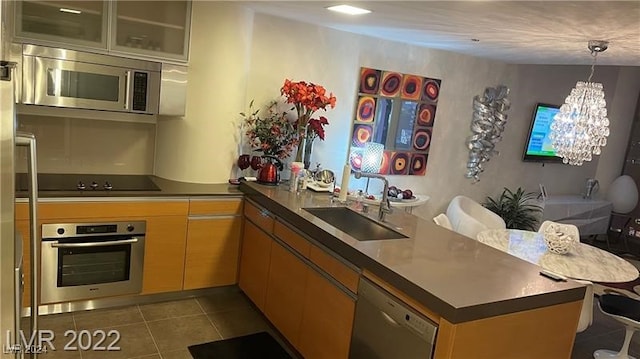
[303,207,408,241]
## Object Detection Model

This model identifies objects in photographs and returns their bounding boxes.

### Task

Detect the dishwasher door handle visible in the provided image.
[380,310,401,327]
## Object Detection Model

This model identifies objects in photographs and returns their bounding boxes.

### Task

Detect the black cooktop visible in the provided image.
[16,173,161,192]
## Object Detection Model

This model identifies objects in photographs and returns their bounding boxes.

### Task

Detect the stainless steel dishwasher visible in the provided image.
[349,278,438,359]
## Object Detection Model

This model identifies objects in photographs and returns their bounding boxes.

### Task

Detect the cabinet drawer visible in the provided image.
[244,201,274,233]
[16,201,188,220]
[274,220,311,258]
[189,198,243,216]
[309,245,359,294]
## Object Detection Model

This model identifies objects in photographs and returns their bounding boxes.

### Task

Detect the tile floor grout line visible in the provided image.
[70,312,84,359]
[195,296,224,339]
[138,304,163,359]
[144,312,209,323]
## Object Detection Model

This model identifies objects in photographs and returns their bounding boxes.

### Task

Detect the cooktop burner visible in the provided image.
[16,174,161,192]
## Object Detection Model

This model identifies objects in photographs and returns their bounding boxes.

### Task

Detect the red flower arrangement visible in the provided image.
[280,79,336,162]
[307,117,329,142]
[241,100,298,159]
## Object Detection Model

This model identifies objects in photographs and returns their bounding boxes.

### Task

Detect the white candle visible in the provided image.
[339,164,350,202]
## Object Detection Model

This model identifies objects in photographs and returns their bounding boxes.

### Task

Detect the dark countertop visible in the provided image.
[15,175,241,199]
[240,181,586,324]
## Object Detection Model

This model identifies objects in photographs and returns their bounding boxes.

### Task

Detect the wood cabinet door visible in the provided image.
[142,216,188,294]
[264,241,308,349]
[238,220,272,311]
[183,216,242,289]
[299,269,356,359]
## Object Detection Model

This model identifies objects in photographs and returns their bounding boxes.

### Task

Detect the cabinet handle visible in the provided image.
[260,209,270,217]
[16,131,39,357]
[124,70,131,109]
[380,310,401,327]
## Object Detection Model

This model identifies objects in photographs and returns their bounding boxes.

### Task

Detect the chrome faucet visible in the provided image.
[354,171,392,221]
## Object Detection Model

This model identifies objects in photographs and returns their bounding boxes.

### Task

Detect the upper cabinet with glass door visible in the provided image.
[111,1,191,61]
[15,1,108,49]
[13,1,191,63]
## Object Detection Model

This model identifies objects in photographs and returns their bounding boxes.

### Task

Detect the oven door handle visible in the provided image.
[51,238,139,248]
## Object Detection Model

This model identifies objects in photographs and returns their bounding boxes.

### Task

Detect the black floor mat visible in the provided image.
[188,332,293,359]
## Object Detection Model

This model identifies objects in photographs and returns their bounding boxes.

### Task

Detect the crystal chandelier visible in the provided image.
[550,40,609,166]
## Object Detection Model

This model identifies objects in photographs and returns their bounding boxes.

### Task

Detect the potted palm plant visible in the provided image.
[483,187,543,230]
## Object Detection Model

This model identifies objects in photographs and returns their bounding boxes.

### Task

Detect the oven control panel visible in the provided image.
[42,221,146,239]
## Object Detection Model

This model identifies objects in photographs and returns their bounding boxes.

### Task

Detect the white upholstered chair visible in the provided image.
[432,213,453,230]
[445,195,506,239]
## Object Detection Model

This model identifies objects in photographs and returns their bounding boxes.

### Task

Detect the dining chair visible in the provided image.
[593,294,640,359]
[432,213,453,230]
[446,195,506,239]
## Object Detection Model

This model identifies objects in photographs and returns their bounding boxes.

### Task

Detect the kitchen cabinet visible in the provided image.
[141,215,188,294]
[14,1,109,49]
[111,1,191,61]
[239,204,358,356]
[264,241,308,348]
[183,198,243,290]
[238,218,273,311]
[298,269,355,359]
[13,0,192,62]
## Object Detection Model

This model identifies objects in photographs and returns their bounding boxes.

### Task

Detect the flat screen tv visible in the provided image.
[522,103,563,163]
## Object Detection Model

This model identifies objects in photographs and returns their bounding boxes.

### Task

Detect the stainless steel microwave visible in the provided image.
[21,44,160,115]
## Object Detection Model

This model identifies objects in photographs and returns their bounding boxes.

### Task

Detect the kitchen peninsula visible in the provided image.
[14,176,586,359]
[240,181,586,358]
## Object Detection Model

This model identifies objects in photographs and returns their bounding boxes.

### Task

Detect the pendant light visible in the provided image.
[550,40,609,166]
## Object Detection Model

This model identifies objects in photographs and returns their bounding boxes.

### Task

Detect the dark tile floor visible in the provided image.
[30,287,293,359]
[29,286,639,359]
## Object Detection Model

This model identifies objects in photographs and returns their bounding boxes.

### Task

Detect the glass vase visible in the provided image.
[294,124,308,164]
[303,138,313,169]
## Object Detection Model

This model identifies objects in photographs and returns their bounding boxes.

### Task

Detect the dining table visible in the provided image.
[476,229,639,283]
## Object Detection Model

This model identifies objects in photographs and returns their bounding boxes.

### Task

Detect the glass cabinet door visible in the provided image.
[112,1,191,61]
[15,1,108,48]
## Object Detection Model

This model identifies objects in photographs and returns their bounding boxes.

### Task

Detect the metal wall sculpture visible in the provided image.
[465,85,510,182]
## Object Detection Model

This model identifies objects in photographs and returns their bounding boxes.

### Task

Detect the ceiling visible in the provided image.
[242,1,640,66]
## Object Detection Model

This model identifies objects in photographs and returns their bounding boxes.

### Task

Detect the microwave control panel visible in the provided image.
[132,71,148,112]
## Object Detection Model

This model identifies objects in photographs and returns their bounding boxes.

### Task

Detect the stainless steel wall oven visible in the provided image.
[41,221,145,304]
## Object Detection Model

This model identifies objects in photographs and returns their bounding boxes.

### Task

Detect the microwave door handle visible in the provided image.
[124,70,131,110]
[51,238,139,248]
[15,131,39,358]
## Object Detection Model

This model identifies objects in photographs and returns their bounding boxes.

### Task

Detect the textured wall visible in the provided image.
[154,4,639,221]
